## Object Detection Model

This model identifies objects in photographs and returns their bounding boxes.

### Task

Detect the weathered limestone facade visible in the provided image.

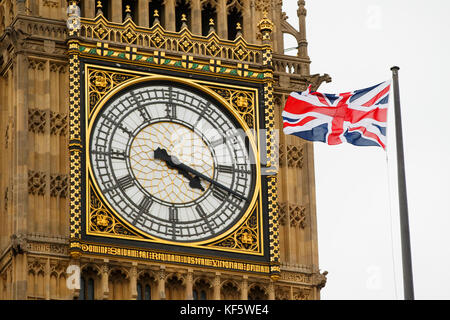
[0,0,330,300]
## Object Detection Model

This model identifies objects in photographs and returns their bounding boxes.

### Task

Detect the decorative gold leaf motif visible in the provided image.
[206,40,221,57]
[150,31,166,48]
[233,44,249,60]
[94,24,108,40]
[207,86,255,128]
[122,28,137,44]
[88,183,139,237]
[178,36,193,52]
[211,207,259,253]
[88,68,138,116]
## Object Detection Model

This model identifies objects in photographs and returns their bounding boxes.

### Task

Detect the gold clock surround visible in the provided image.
[85,71,262,251]
[68,14,279,277]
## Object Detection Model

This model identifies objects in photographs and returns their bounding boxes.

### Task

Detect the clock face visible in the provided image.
[88,81,257,243]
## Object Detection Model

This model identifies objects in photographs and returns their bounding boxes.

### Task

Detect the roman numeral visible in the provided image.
[92,149,127,160]
[111,149,126,160]
[166,103,176,119]
[195,205,207,218]
[212,187,228,202]
[217,165,234,174]
[132,197,153,224]
[119,124,132,137]
[169,207,178,223]
[138,105,151,121]
[102,115,133,137]
[210,137,226,148]
[117,175,134,190]
[138,196,153,212]
[195,205,214,232]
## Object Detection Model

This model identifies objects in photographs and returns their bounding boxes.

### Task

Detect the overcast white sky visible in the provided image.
[283,0,450,299]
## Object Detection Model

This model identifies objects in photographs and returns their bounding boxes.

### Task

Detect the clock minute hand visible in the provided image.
[176,161,247,201]
[154,147,204,191]
[154,148,246,201]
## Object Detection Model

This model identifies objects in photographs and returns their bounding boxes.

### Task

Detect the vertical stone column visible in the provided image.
[130,263,138,300]
[158,266,166,300]
[43,60,51,236]
[268,281,275,300]
[216,0,227,39]
[164,0,176,31]
[111,0,123,23]
[185,269,193,300]
[213,272,221,300]
[297,0,310,74]
[272,0,283,53]
[249,0,257,43]
[240,275,248,300]
[190,0,201,35]
[12,48,29,300]
[16,0,26,14]
[242,0,252,42]
[84,0,96,18]
[138,0,149,27]
[101,262,109,300]
[45,258,50,300]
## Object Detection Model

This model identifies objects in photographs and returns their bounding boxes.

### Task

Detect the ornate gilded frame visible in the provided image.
[68,14,279,277]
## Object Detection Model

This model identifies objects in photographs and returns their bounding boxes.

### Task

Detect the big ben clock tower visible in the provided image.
[0,0,330,300]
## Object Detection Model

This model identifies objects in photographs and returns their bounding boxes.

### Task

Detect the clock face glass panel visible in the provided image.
[89,82,257,243]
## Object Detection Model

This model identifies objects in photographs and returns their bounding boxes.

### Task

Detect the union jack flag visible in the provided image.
[282,81,391,149]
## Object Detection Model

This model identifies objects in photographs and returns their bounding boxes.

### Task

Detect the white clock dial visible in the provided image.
[89,82,257,242]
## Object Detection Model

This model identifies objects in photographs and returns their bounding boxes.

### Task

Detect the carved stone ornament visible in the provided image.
[4,186,8,212]
[50,174,68,198]
[278,201,306,228]
[11,234,27,255]
[286,144,303,168]
[43,0,59,8]
[254,0,272,13]
[28,170,46,196]
[50,111,68,136]
[28,108,47,134]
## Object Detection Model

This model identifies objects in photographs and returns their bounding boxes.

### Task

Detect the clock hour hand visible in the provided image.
[177,162,247,201]
[154,147,205,192]
[156,150,247,201]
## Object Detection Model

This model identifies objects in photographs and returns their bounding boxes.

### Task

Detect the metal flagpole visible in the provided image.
[390,66,415,300]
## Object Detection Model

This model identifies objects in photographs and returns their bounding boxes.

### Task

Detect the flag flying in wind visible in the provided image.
[282,81,391,149]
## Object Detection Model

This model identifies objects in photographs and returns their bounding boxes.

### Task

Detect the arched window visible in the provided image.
[175,0,190,31]
[227,6,243,40]
[201,2,216,36]
[149,0,165,27]
[79,277,85,300]
[78,0,85,17]
[166,275,184,300]
[137,273,155,300]
[87,278,95,300]
[221,281,240,299]
[137,283,142,300]
[248,285,268,300]
[144,284,151,300]
[97,0,111,21]
[192,289,206,300]
[137,282,152,300]
[79,277,95,300]
[122,0,138,22]
[193,279,211,300]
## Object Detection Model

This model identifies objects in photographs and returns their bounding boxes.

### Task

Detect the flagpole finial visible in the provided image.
[391,66,400,76]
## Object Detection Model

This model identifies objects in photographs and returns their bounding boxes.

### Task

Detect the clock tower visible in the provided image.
[0,0,330,300]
